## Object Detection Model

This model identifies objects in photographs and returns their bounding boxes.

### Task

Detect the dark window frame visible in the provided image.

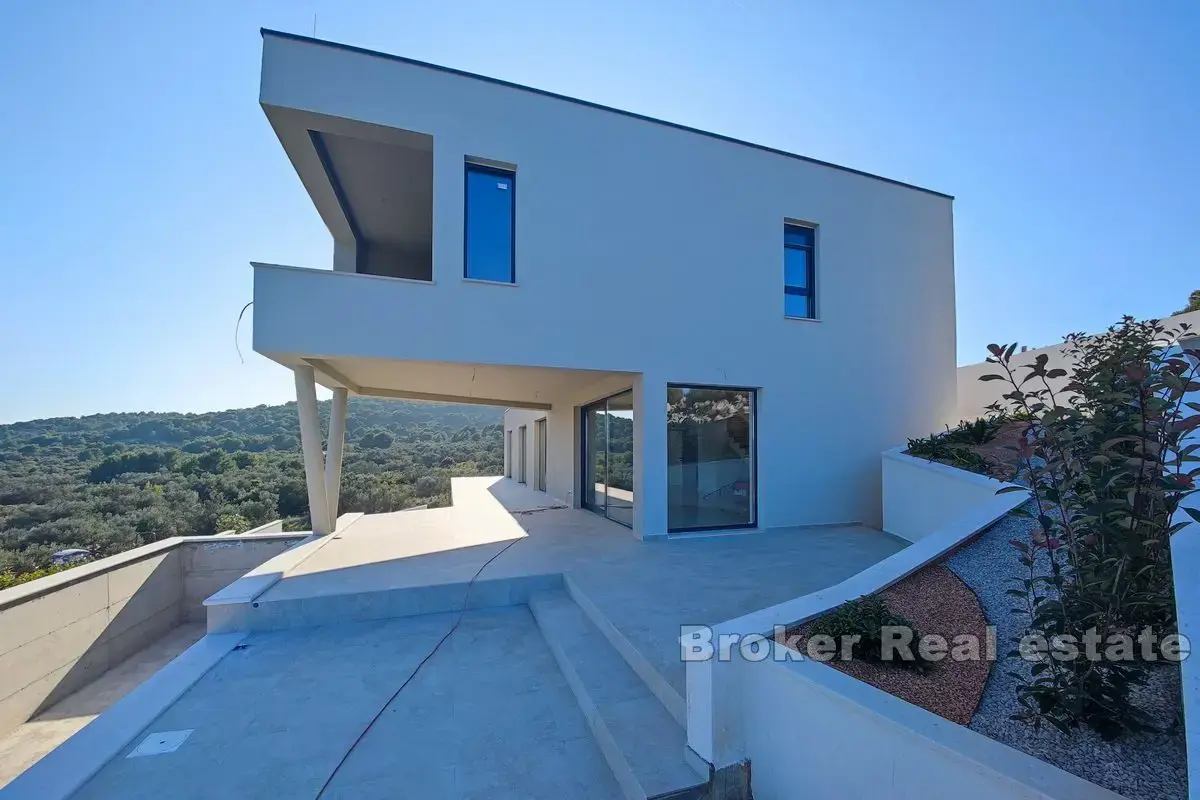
[784,223,816,319]
[463,161,517,283]
[666,383,759,534]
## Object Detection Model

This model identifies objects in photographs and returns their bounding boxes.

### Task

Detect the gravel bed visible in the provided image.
[945,503,1187,800]
[777,564,990,724]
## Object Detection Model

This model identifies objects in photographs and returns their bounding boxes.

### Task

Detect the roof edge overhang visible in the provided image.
[260,27,954,202]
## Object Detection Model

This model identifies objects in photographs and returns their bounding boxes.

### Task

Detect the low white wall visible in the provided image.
[1168,372,1200,799]
[882,446,1019,542]
[686,448,1030,793]
[739,652,1122,800]
[0,533,305,738]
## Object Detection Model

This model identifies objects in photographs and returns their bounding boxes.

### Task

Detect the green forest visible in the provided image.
[0,398,503,577]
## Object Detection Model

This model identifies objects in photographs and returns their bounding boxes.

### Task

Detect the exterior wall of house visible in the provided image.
[502,409,543,488]
[256,33,958,534]
[504,373,635,512]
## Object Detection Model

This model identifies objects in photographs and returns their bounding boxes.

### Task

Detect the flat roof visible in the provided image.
[261,28,954,200]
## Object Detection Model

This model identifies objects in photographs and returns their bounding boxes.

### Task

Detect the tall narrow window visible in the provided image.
[465,162,515,282]
[784,224,815,319]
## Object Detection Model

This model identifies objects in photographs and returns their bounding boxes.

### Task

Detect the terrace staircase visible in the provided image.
[529,584,710,800]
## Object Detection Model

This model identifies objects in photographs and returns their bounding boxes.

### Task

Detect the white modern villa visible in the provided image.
[17,29,1191,800]
[251,29,959,540]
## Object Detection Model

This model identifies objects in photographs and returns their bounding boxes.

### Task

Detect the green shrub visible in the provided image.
[0,563,72,590]
[808,595,932,671]
[944,416,1003,446]
[984,316,1200,740]
[906,430,996,477]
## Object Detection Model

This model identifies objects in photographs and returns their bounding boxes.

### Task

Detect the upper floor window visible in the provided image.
[465,162,515,283]
[784,223,815,319]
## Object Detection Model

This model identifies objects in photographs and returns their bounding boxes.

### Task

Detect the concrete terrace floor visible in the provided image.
[75,609,622,800]
[64,478,906,799]
[0,624,206,789]
[260,477,907,696]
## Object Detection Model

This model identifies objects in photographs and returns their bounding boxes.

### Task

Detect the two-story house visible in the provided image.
[251,29,957,540]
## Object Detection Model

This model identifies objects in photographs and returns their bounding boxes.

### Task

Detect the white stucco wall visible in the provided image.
[1167,356,1200,798]
[254,32,958,535]
[502,408,544,488]
[738,653,1122,800]
[504,374,636,520]
[881,447,1022,542]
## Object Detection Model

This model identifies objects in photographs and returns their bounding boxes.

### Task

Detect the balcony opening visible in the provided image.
[311,128,433,281]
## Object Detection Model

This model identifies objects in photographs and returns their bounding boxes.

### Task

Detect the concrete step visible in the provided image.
[529,590,708,800]
[219,573,563,633]
[564,574,687,726]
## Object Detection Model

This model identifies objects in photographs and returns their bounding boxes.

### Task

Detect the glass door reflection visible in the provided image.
[581,390,635,528]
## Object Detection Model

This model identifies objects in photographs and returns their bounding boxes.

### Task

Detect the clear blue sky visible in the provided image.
[2,1,1197,424]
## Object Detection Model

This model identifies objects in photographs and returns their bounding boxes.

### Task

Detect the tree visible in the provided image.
[0,397,503,579]
[357,428,394,449]
[1175,289,1200,316]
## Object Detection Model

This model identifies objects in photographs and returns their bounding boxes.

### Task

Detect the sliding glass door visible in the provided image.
[667,385,756,532]
[581,390,635,528]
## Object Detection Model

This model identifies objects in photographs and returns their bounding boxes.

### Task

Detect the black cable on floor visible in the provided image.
[312,536,522,799]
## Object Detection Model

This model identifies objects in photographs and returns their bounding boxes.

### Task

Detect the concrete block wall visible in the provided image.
[0,533,306,738]
[180,537,302,622]
[0,542,184,738]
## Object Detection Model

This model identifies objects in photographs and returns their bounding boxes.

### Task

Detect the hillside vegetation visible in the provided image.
[0,398,502,575]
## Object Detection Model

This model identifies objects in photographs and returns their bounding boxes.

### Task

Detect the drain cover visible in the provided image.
[127,729,193,757]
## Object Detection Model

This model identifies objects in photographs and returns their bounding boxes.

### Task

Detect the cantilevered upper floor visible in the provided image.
[252,29,955,390]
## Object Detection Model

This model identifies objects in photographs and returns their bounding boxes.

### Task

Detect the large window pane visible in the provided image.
[667,386,755,532]
[464,163,514,282]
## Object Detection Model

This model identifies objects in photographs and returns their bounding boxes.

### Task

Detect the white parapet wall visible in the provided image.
[1168,372,1200,799]
[738,650,1122,800]
[0,533,305,739]
[881,445,1021,542]
[685,446,1044,796]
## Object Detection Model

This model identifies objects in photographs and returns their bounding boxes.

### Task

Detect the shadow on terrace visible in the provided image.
[247,476,908,699]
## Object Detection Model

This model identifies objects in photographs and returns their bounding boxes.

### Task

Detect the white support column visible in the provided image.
[634,373,669,539]
[294,364,331,536]
[324,387,349,533]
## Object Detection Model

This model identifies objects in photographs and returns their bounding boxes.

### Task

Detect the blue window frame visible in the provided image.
[784,224,815,319]
[464,162,516,282]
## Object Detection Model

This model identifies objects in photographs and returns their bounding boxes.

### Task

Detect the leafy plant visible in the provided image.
[944,416,1002,446]
[983,316,1200,739]
[809,594,933,671]
[0,563,72,590]
[906,424,998,477]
